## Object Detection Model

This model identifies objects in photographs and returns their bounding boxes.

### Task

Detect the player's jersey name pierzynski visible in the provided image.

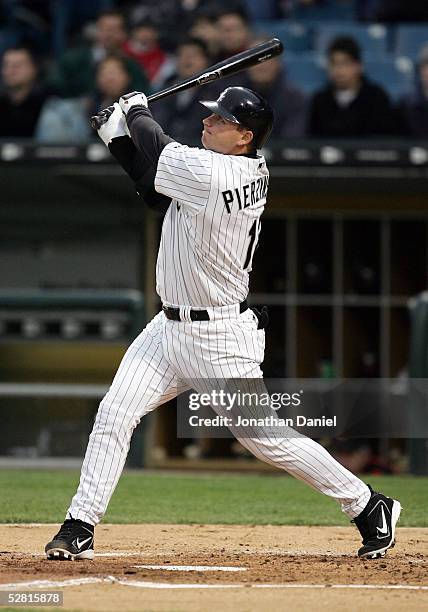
[221,175,269,214]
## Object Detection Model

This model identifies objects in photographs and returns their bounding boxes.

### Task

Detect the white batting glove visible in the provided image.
[119,91,148,115]
[97,103,129,146]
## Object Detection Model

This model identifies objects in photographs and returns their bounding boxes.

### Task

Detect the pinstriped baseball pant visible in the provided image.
[67,309,371,526]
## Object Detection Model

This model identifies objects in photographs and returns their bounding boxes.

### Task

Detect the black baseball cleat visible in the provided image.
[353,485,402,559]
[45,518,94,560]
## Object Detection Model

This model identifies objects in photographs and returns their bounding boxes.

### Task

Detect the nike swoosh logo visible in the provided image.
[377,506,389,537]
[76,536,92,550]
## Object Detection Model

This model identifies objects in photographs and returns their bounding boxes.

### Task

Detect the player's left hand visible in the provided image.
[119,91,148,115]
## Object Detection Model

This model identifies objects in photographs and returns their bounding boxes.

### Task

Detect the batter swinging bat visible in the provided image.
[90,37,284,130]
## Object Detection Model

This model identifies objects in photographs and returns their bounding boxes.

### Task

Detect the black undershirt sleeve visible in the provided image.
[125,105,175,165]
[107,104,175,210]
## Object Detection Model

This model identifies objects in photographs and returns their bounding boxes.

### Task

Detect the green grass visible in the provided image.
[0,470,426,526]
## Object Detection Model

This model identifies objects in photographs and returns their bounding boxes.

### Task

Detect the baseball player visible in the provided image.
[45,86,401,561]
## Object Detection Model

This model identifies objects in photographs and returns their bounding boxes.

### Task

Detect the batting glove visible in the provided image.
[96,103,129,146]
[119,91,148,115]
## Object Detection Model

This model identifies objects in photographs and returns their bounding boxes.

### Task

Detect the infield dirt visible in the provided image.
[0,524,427,611]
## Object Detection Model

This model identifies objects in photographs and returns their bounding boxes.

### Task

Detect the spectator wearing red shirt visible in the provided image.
[122,19,174,89]
[48,9,148,98]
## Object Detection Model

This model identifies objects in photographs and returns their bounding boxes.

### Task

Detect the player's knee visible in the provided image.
[93,398,140,438]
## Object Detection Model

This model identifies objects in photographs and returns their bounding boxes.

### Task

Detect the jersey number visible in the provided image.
[243,220,260,270]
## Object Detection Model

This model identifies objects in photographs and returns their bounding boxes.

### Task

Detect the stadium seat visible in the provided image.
[284,54,328,94]
[254,21,313,53]
[316,23,389,58]
[364,58,415,100]
[395,25,428,61]
[292,0,356,21]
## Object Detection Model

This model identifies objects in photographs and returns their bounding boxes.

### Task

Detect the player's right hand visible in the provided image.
[95,102,129,146]
[119,91,148,115]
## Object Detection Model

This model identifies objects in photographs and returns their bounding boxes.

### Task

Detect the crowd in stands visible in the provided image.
[1,0,428,144]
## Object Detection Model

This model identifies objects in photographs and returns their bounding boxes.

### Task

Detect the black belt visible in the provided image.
[163,300,248,322]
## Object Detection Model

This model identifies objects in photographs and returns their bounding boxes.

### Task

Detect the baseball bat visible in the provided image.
[90,37,283,129]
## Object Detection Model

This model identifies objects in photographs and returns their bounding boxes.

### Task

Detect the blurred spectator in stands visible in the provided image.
[0,46,48,138]
[216,9,253,62]
[398,46,428,138]
[36,50,136,145]
[125,0,178,30]
[89,53,134,116]
[36,53,135,143]
[122,19,174,89]
[50,1,115,55]
[241,39,307,138]
[126,0,241,50]
[48,9,148,98]
[152,37,220,145]
[309,37,396,137]
[189,10,221,60]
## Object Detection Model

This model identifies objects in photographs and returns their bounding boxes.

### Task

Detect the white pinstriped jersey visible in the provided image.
[154,142,269,307]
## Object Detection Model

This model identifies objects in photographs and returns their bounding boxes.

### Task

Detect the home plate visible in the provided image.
[134,565,247,572]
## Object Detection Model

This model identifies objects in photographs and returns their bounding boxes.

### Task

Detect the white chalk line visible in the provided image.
[0,577,115,589]
[255,584,428,591]
[133,565,247,572]
[117,581,240,590]
[1,577,428,591]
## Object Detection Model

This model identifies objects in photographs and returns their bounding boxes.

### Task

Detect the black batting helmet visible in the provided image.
[199,87,274,149]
